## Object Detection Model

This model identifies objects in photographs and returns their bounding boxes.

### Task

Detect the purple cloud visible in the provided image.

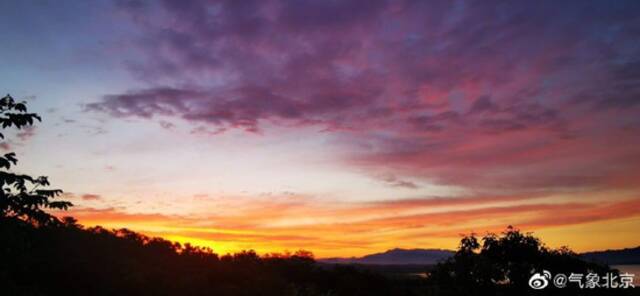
[86,0,640,193]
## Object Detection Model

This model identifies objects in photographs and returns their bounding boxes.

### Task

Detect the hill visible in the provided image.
[581,246,640,265]
[321,248,454,265]
[321,246,640,266]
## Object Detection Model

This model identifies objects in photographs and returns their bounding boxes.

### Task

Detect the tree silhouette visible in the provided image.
[0,94,71,226]
[428,226,615,295]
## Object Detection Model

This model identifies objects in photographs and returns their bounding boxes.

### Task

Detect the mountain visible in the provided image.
[321,248,454,265]
[581,246,640,265]
[321,246,640,266]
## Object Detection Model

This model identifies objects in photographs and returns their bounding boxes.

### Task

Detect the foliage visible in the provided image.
[0,94,71,225]
[427,226,628,296]
[0,217,401,296]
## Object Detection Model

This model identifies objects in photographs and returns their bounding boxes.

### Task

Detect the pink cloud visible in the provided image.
[85,0,640,196]
[81,194,102,201]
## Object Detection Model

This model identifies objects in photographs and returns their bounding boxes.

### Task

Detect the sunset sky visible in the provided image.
[2,0,640,258]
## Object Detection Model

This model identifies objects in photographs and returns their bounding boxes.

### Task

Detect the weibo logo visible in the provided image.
[529,270,552,290]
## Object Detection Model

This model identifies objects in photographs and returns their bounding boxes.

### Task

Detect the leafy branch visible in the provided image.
[0,94,71,226]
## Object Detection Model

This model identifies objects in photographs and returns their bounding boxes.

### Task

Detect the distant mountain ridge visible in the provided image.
[581,246,640,265]
[321,248,454,265]
[321,246,640,266]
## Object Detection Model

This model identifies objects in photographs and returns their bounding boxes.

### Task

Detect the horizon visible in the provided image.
[2,0,640,258]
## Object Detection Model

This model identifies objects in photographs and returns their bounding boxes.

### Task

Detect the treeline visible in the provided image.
[1,217,425,296]
[3,218,637,296]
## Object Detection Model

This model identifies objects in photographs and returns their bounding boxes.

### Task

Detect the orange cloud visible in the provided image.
[58,194,640,258]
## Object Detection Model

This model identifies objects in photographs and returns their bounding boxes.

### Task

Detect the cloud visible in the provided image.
[84,0,640,195]
[58,193,640,256]
[375,173,418,189]
[16,126,37,142]
[158,120,175,129]
[0,142,11,151]
[81,194,102,201]
[61,207,178,225]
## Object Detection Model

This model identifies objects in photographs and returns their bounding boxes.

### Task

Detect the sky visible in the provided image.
[1,0,640,258]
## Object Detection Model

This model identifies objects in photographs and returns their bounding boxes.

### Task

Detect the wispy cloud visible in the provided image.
[69,0,640,255]
[59,192,640,256]
[84,0,640,196]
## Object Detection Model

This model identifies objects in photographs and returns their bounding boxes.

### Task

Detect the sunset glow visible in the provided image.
[2,0,640,258]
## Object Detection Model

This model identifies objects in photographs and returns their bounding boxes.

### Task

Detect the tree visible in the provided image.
[428,226,615,295]
[0,94,71,226]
